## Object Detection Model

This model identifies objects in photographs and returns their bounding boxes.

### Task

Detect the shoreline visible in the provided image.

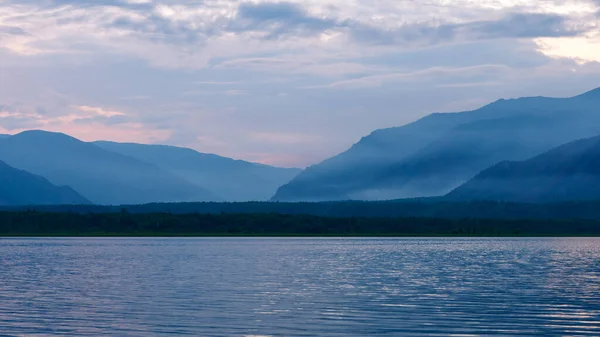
[2,234,600,238]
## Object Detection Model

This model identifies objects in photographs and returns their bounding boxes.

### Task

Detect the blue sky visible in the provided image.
[0,0,599,167]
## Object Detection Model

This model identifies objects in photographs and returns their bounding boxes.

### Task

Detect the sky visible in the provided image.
[0,0,599,168]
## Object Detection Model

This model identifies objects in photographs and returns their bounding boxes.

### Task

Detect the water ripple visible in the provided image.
[1,238,600,336]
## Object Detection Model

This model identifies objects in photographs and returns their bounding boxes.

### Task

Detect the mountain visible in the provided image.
[447,134,600,203]
[0,131,219,205]
[93,141,301,201]
[0,160,89,205]
[272,87,600,201]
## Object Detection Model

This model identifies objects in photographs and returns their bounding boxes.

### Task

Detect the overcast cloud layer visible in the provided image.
[1,0,599,167]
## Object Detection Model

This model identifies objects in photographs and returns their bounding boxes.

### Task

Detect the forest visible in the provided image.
[4,199,600,220]
[1,210,600,236]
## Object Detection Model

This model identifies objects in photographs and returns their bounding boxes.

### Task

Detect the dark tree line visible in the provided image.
[1,211,600,236]
[4,200,600,220]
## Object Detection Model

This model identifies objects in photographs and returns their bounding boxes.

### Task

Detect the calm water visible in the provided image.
[1,238,600,336]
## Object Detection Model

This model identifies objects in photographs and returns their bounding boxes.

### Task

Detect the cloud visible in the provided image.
[0,110,43,129]
[4,0,153,8]
[457,12,585,39]
[536,36,600,63]
[229,3,586,46]
[1,0,600,167]
[215,55,385,77]
[76,105,126,117]
[308,64,513,90]
[0,26,28,36]
[351,12,588,47]
[0,104,128,128]
[0,102,170,143]
[1,1,593,64]
[231,2,338,39]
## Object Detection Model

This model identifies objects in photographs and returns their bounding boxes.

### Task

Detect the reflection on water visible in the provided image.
[1,238,600,336]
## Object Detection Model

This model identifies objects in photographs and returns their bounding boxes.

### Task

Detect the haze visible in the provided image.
[1,0,599,167]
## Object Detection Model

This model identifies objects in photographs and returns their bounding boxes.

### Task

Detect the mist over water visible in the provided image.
[1,238,600,336]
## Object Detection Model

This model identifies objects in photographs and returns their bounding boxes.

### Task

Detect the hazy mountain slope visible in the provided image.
[0,131,219,205]
[0,160,89,205]
[93,141,301,201]
[359,113,595,199]
[273,87,600,201]
[447,134,600,202]
[272,113,479,201]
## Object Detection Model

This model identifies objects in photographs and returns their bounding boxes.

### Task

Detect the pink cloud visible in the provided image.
[47,122,172,144]
[75,105,127,117]
[0,105,171,144]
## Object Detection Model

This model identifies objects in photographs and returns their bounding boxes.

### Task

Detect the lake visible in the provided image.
[1,238,599,336]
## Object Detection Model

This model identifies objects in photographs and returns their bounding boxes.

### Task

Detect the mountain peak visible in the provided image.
[576,87,600,99]
[447,133,600,202]
[93,140,302,201]
[273,86,600,202]
[15,129,70,136]
[12,130,81,142]
[0,130,220,204]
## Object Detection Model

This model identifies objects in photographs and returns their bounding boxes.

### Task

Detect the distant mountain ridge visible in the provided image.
[2,87,599,206]
[93,141,301,202]
[272,87,600,201]
[447,133,600,202]
[0,130,299,205]
[0,160,89,205]
[0,130,218,205]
